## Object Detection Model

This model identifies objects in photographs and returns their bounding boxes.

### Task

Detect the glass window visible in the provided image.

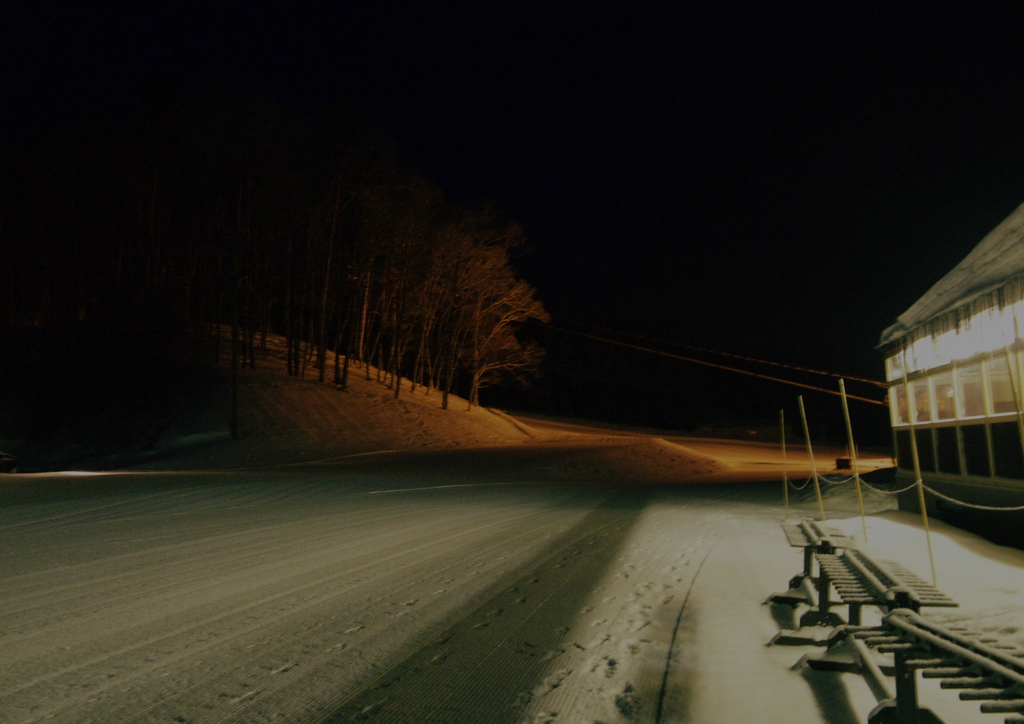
[992,421,1024,479]
[933,372,956,420]
[935,426,960,474]
[912,380,932,422]
[894,429,912,472]
[915,429,936,472]
[962,423,991,477]
[891,384,908,425]
[989,357,1017,414]
[958,364,985,417]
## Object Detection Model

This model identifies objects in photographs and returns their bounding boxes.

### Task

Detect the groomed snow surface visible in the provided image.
[3,345,1023,723]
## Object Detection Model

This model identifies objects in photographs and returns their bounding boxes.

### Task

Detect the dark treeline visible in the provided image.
[1,81,548,411]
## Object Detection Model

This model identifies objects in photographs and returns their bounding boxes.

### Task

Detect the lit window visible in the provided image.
[891,384,909,425]
[989,356,1017,414]
[958,364,985,417]
[912,379,932,422]
[933,372,955,420]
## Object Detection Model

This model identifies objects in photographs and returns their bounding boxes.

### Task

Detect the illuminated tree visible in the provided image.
[462,235,549,407]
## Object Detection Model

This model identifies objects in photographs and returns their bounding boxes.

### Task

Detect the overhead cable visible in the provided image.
[566,321,887,388]
[548,325,887,406]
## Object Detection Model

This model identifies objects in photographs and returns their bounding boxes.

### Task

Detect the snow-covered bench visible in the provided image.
[813,549,957,625]
[768,519,956,628]
[767,518,861,627]
[803,610,1024,724]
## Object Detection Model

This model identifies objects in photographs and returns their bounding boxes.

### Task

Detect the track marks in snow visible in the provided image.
[0,462,785,723]
[515,499,724,724]
[323,494,648,723]
[0,477,605,723]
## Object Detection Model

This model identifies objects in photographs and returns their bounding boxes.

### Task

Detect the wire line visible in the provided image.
[563,321,888,387]
[548,325,887,406]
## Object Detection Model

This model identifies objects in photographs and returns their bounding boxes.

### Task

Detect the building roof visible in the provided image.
[879,201,1024,347]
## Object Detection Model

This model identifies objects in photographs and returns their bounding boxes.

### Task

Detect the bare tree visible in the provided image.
[462,239,549,408]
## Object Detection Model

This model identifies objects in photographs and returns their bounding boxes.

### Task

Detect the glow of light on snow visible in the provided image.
[12,329,1009,724]
[365,482,534,495]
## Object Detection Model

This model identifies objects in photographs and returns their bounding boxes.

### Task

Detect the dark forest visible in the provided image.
[2,79,548,417]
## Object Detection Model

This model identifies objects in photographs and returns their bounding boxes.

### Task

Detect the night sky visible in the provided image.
[5,3,1024,417]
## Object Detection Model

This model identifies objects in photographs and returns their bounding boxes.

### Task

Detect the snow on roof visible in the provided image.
[879,201,1024,347]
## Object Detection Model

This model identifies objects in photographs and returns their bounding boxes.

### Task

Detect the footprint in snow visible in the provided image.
[615,683,643,720]
[604,657,618,678]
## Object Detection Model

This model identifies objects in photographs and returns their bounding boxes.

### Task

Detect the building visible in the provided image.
[879,202,1024,537]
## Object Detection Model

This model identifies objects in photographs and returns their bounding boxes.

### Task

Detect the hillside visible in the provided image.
[114,337,544,471]
[122,341,755,485]
[0,334,544,473]
[1,333,877,483]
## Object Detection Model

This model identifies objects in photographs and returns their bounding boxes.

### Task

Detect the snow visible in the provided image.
[824,513,1024,723]
[1,338,1021,723]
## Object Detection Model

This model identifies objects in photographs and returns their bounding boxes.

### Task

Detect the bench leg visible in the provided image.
[799,571,845,628]
[849,603,862,626]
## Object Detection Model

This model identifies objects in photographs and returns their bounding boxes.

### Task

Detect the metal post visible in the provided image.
[802,545,814,579]
[894,649,920,724]
[839,379,869,542]
[816,567,832,615]
[798,395,826,521]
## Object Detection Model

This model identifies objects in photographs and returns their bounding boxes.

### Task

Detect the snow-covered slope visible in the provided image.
[121,337,537,471]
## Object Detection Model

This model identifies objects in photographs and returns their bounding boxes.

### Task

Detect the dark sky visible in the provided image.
[6,2,1024,380]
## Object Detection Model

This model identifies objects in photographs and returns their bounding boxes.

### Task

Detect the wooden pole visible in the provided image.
[781,409,790,517]
[839,379,869,542]
[1003,346,1024,466]
[903,373,938,586]
[231,261,240,441]
[798,395,826,521]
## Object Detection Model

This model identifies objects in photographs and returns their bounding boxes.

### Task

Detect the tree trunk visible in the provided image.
[231,278,240,440]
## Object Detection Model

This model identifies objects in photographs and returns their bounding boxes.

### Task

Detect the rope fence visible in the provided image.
[787,469,1024,511]
[787,475,814,491]
[918,483,1024,512]
[782,370,1024,587]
